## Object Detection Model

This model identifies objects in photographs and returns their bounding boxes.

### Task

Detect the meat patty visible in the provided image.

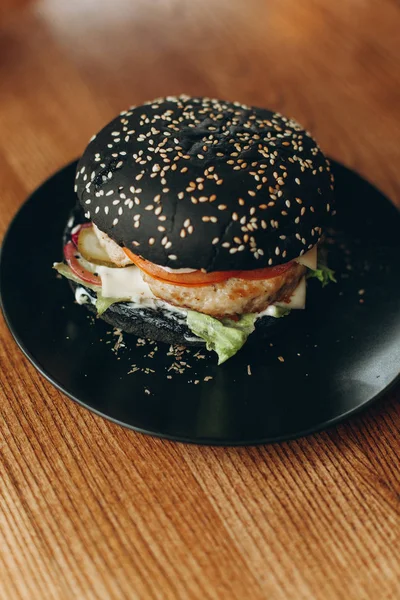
[143,262,306,318]
[93,224,132,267]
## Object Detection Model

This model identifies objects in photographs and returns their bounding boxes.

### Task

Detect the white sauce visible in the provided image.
[75,287,93,305]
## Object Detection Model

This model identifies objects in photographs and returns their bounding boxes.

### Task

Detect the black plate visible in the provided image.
[1,161,399,445]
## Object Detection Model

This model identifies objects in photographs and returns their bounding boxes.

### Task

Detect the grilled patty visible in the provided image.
[143,262,306,318]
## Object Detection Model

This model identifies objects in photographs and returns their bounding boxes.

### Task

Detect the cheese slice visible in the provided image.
[295,245,317,270]
[96,265,156,301]
[276,276,306,309]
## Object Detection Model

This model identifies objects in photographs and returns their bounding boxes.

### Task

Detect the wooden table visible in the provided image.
[1,1,399,598]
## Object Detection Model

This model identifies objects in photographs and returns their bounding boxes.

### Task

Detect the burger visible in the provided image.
[54,95,336,363]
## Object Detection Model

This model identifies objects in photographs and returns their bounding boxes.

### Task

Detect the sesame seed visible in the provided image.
[212,237,219,244]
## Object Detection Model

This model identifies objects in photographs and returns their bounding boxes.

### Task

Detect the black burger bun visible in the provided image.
[75,95,334,272]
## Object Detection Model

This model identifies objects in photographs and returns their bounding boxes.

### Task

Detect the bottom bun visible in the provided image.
[70,281,290,347]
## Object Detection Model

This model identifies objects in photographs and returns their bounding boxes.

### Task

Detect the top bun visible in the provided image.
[75,95,334,271]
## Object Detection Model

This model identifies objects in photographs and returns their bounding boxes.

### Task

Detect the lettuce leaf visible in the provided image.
[306,264,336,287]
[53,262,101,292]
[186,311,257,364]
[53,263,128,315]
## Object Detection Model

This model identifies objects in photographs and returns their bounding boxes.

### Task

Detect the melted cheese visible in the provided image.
[257,276,306,318]
[96,265,156,301]
[276,276,306,309]
[295,245,317,269]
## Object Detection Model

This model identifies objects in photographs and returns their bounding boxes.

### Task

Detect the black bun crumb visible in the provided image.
[70,281,288,347]
[76,95,334,271]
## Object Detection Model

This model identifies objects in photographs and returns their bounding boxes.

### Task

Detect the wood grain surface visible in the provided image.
[1,1,399,598]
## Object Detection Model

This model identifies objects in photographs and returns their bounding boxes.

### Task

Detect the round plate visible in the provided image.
[1,161,399,445]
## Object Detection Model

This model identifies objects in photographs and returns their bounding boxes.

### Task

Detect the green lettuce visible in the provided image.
[53,263,128,316]
[306,264,336,287]
[186,311,257,364]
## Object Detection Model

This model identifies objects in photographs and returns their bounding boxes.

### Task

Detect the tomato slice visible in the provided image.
[64,242,101,286]
[123,248,293,287]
